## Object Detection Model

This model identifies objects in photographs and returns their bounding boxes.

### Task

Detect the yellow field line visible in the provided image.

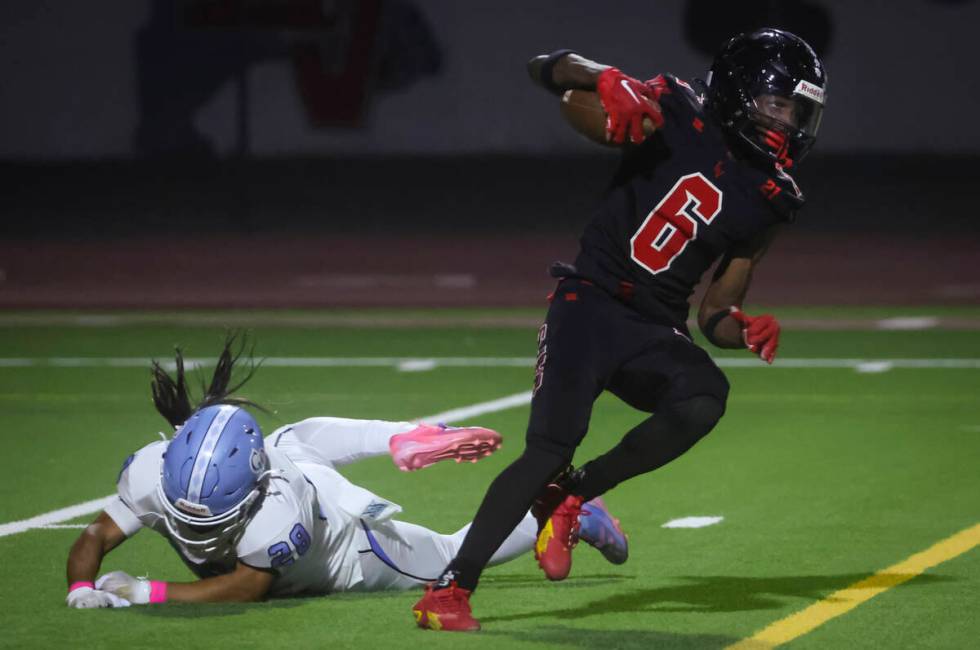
[726,522,980,649]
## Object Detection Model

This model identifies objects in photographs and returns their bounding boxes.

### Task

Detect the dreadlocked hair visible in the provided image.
[150,332,265,430]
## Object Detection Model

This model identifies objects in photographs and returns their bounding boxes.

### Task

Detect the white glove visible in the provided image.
[96,571,152,605]
[66,586,131,609]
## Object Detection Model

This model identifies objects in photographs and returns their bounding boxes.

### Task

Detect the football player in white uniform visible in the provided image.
[65,339,629,608]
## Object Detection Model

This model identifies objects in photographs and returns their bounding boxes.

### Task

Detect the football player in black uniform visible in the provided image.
[413,28,827,631]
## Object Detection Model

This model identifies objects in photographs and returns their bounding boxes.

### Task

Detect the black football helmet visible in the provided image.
[706,28,827,168]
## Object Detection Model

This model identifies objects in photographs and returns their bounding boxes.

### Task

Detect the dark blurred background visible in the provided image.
[1,0,977,309]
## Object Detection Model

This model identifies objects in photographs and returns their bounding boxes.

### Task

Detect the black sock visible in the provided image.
[573,395,725,501]
[441,445,570,591]
[435,559,481,590]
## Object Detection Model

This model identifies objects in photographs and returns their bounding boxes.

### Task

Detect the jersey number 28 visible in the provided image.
[630,172,723,275]
[268,523,312,569]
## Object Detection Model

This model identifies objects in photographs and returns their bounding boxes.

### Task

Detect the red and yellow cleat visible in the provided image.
[412,582,480,632]
[534,492,584,581]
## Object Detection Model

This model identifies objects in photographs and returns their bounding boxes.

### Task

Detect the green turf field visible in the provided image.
[1,308,978,649]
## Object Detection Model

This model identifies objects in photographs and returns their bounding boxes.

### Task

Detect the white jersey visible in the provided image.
[105,431,403,596]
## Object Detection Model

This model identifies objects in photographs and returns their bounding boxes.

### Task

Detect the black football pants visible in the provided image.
[450,279,729,590]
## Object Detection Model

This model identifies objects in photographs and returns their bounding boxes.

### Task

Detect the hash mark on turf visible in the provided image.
[876,316,939,330]
[662,516,724,529]
[855,361,893,374]
[397,359,438,372]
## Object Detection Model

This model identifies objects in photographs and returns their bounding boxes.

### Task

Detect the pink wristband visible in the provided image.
[149,580,168,604]
[68,581,94,593]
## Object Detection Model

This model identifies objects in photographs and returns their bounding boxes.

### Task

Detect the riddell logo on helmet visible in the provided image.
[175,498,212,517]
[794,80,825,105]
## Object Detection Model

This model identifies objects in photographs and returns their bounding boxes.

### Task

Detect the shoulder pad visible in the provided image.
[114,440,167,522]
[662,74,708,107]
[758,165,805,219]
[117,441,165,497]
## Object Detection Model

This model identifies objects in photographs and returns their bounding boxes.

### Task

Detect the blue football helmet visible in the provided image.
[157,404,269,552]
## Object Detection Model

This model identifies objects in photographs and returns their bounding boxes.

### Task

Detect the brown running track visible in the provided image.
[0,232,976,310]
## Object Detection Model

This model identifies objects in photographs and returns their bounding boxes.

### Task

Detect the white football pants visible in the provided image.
[354,515,538,591]
[268,416,416,468]
[268,416,538,591]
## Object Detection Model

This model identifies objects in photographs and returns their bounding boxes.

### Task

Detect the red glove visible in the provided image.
[596,68,664,145]
[729,307,780,364]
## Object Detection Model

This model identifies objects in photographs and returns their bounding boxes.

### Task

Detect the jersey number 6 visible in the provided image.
[630,172,723,275]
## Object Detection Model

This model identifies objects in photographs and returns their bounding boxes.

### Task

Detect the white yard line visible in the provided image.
[1,313,979,330]
[716,358,980,369]
[37,524,87,530]
[0,496,117,538]
[2,357,980,369]
[0,391,535,538]
[415,391,533,425]
[4,351,978,537]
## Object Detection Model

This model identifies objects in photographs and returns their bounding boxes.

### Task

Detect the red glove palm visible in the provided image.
[596,68,664,145]
[729,307,780,364]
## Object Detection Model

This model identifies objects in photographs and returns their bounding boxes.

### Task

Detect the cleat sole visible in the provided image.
[403,440,501,471]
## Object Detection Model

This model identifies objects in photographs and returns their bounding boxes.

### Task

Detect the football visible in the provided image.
[560,89,660,146]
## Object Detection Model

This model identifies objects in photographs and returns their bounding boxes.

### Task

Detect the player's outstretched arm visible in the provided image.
[699,226,782,363]
[65,511,131,608]
[528,51,610,93]
[97,561,274,604]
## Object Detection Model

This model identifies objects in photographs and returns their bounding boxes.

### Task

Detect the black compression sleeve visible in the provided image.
[532,49,578,95]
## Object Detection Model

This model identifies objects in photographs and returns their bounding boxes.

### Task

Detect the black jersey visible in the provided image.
[572,74,805,329]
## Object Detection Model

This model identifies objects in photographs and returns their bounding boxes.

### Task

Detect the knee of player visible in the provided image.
[523,436,577,467]
[671,394,727,440]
